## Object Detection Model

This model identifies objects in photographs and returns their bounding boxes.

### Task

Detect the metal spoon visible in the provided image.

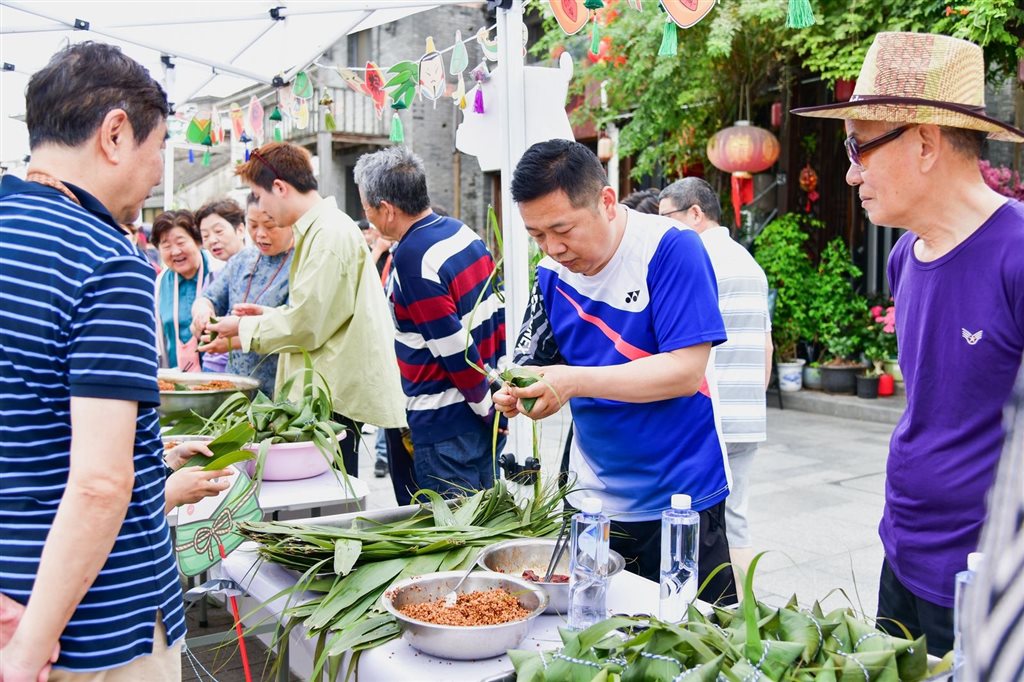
[443,563,477,608]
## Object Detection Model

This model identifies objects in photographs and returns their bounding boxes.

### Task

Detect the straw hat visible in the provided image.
[792,32,1024,144]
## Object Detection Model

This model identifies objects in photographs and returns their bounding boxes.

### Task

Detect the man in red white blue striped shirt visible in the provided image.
[355,147,505,495]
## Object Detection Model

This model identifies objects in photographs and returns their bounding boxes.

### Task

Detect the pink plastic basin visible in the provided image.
[244,438,338,481]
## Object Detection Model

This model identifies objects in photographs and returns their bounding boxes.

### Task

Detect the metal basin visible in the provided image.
[381,571,548,660]
[158,370,259,419]
[476,538,625,615]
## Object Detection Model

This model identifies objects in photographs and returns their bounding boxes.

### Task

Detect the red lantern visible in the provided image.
[706,121,780,226]
[770,101,783,129]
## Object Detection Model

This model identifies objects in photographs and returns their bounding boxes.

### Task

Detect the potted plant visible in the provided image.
[754,214,820,391]
[812,239,867,394]
[861,300,898,399]
[802,361,822,390]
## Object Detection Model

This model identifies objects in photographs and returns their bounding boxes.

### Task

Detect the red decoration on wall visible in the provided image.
[799,164,820,213]
[706,121,780,225]
[770,101,783,129]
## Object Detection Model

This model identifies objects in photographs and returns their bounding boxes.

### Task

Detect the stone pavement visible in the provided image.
[185,406,894,680]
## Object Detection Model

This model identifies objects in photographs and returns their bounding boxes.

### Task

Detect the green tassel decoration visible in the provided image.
[201,148,211,166]
[658,18,678,57]
[269,106,283,122]
[273,124,283,142]
[325,110,336,132]
[786,0,815,28]
[389,112,405,144]
[589,19,601,55]
[584,0,604,9]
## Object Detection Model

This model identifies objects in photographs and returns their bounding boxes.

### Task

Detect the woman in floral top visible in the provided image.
[192,195,294,396]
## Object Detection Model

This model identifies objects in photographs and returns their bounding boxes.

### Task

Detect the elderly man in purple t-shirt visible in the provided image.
[793,32,1024,656]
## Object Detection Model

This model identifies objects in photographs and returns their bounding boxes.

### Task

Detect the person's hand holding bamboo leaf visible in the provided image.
[198,315,241,353]
[190,297,216,340]
[493,365,570,420]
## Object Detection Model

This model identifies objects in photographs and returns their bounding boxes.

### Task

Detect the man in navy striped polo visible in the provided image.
[0,43,184,680]
[354,147,505,497]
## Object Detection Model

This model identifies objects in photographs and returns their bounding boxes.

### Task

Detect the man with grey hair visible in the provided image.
[659,177,772,580]
[354,147,505,496]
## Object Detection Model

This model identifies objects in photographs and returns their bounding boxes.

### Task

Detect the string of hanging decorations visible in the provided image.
[175,0,814,157]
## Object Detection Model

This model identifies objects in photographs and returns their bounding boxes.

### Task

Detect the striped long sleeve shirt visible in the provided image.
[387,213,504,447]
[0,175,185,671]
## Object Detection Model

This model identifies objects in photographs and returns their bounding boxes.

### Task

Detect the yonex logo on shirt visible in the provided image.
[625,289,640,303]
[962,328,983,345]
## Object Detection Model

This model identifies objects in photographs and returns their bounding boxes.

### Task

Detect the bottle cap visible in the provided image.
[967,552,984,572]
[580,497,602,514]
[671,494,692,510]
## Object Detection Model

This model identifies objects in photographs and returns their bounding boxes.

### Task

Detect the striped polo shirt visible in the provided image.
[0,175,186,671]
[698,226,771,443]
[386,212,504,447]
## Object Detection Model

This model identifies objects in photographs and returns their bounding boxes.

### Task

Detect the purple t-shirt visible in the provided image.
[883,199,1024,607]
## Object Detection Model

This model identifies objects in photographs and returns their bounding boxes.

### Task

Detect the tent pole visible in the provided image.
[496,0,531,463]
[163,144,175,212]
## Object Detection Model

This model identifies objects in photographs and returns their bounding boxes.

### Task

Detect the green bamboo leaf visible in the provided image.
[305,558,408,631]
[199,449,255,471]
[333,538,361,576]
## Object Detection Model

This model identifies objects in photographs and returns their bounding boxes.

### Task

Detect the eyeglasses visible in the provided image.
[250,148,282,180]
[659,207,690,218]
[844,125,911,169]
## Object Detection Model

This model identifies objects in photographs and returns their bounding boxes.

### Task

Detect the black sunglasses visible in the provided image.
[250,148,282,180]
[844,125,911,169]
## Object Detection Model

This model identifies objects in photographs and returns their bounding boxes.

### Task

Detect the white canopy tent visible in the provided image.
[1,0,537,459]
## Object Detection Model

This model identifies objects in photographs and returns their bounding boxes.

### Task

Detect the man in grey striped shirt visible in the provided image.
[660,178,773,578]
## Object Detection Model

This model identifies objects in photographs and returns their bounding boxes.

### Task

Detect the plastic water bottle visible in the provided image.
[953,551,983,680]
[660,494,700,624]
[568,497,610,630]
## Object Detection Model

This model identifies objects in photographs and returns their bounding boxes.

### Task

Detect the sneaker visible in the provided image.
[374,460,388,478]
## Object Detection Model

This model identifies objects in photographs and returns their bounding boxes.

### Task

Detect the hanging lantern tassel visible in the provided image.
[658,17,678,57]
[244,148,251,162]
[188,148,195,164]
[273,124,283,142]
[202,148,211,167]
[589,16,601,56]
[473,87,485,114]
[583,0,604,9]
[389,112,405,144]
[786,0,815,29]
[730,172,754,227]
[325,109,337,131]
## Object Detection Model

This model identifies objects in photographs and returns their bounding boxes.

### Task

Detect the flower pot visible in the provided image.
[878,373,895,397]
[883,358,903,384]
[777,359,806,392]
[856,374,880,399]
[820,365,863,395]
[803,365,822,390]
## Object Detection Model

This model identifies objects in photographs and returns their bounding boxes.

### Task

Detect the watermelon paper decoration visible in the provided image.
[549,0,588,35]
[661,0,717,29]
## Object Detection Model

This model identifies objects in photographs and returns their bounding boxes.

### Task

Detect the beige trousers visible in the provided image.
[49,616,180,682]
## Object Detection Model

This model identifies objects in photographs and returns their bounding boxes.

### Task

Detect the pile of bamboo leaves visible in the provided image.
[509,553,952,681]
[238,479,569,678]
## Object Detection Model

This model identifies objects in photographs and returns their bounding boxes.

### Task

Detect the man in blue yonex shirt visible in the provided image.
[494,140,736,604]
[0,43,185,679]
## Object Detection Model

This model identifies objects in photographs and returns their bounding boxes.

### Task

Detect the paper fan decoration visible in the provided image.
[476,27,499,61]
[549,0,588,35]
[229,103,244,139]
[247,95,265,145]
[661,0,717,29]
[418,37,446,106]
[185,114,212,145]
[386,61,419,110]
[449,30,469,75]
[294,99,310,130]
[365,62,387,119]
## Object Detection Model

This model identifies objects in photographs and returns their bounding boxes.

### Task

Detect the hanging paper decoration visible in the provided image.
[389,112,405,144]
[449,30,469,75]
[418,37,446,106]
[336,67,367,94]
[365,62,387,119]
[209,106,223,145]
[294,99,310,130]
[269,106,283,122]
[247,95,265,146]
[584,0,604,8]
[476,27,499,61]
[658,15,678,56]
[706,121,780,226]
[185,115,211,145]
[229,103,244,139]
[173,470,262,577]
[799,164,820,212]
[661,0,717,29]
[452,72,467,110]
[292,71,314,99]
[319,88,336,132]
[786,0,815,28]
[386,61,420,110]
[471,62,490,114]
[239,132,252,161]
[549,0,588,35]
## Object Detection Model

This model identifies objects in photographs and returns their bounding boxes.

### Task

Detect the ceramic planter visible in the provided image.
[777,359,806,392]
[803,365,822,390]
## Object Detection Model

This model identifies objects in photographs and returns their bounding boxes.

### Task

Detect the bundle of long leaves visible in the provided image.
[238,480,570,677]
[510,554,950,681]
